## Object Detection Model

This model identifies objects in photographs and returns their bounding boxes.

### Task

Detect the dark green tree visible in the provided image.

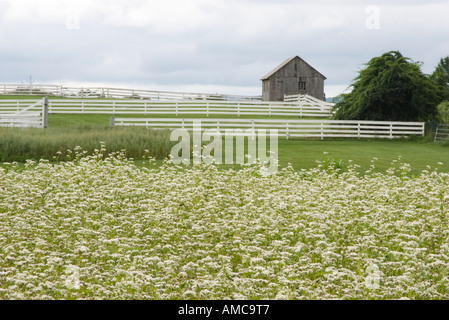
[333,51,440,121]
[431,56,449,101]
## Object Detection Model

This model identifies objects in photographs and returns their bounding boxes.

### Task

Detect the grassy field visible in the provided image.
[2,126,449,175]
[276,139,449,174]
[1,96,448,175]
[47,113,319,128]
[2,96,449,300]
[46,114,449,174]
[1,151,449,299]
[0,126,173,162]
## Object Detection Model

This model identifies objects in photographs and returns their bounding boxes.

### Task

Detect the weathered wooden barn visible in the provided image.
[261,56,326,101]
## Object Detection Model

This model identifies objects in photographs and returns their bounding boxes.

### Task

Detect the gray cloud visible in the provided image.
[0,0,448,97]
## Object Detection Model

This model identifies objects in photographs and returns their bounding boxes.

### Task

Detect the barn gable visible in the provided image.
[261,56,326,101]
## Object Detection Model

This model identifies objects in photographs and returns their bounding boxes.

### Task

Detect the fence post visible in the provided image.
[251,120,255,141]
[321,122,324,140]
[389,124,393,139]
[110,117,115,128]
[358,122,361,139]
[434,124,439,143]
[286,122,289,140]
[42,97,48,128]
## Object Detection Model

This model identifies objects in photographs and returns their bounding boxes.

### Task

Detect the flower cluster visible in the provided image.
[0,149,448,300]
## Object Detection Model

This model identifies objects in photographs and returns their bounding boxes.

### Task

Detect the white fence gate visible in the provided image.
[111,118,425,140]
[0,98,48,128]
[434,124,449,143]
[284,94,335,107]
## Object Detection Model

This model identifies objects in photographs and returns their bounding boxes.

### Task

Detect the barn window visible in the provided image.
[298,81,307,91]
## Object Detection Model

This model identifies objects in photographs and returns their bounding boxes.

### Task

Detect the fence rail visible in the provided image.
[0,98,46,128]
[0,84,262,101]
[284,94,335,107]
[434,124,449,143]
[0,113,43,128]
[0,99,333,117]
[111,118,425,140]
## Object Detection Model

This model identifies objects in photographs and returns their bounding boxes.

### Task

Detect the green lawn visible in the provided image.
[47,115,449,174]
[1,115,448,175]
[2,98,449,175]
[276,139,449,174]
[48,114,114,128]
[135,139,449,175]
[47,114,322,128]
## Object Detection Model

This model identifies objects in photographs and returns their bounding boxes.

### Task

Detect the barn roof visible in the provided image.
[260,56,327,80]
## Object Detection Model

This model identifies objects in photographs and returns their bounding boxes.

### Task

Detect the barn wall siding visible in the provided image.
[261,56,326,102]
[262,80,268,100]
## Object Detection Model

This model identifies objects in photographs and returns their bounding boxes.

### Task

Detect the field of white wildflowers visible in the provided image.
[1,148,449,300]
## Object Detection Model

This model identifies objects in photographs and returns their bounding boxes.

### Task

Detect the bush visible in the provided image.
[437,102,449,124]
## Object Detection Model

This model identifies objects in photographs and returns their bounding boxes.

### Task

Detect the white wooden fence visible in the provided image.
[0,98,47,128]
[0,84,261,101]
[284,94,335,107]
[0,99,332,117]
[111,118,425,140]
[434,124,449,143]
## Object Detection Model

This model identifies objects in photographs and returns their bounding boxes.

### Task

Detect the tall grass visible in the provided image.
[0,126,173,162]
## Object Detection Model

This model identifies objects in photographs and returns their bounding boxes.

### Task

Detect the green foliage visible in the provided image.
[333,51,440,121]
[437,102,449,124]
[431,56,449,101]
[316,152,347,174]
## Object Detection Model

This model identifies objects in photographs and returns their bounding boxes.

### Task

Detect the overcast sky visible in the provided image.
[1,0,448,97]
